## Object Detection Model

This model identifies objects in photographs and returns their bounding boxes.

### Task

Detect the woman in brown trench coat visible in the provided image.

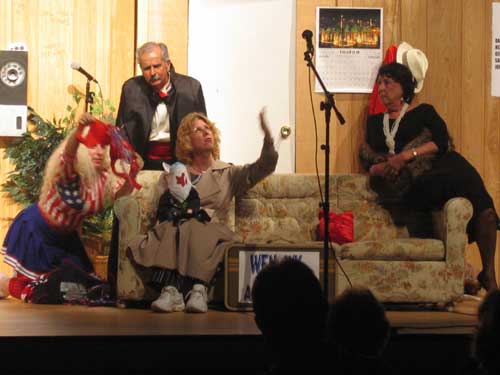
[128,109,278,313]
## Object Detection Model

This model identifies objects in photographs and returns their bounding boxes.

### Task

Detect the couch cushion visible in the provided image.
[236,210,315,242]
[335,260,453,303]
[236,174,336,242]
[338,238,444,261]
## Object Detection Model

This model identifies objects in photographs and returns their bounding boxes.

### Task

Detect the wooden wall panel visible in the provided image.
[0,0,134,124]
[462,0,487,269]
[38,0,74,118]
[426,0,463,144]
[461,0,485,166]
[136,0,188,75]
[295,0,328,174]
[400,0,428,104]
[400,0,427,51]
[0,0,135,275]
[109,0,137,103]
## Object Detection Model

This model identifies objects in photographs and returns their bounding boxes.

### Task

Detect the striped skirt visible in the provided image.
[1,204,93,279]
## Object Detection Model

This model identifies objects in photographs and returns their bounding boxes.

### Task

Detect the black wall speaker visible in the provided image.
[0,50,28,136]
[0,50,27,105]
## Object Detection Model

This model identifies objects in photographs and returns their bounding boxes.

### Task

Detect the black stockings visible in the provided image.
[475,208,498,291]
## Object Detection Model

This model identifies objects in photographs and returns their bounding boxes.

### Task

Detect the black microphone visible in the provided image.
[71,62,98,83]
[302,29,314,56]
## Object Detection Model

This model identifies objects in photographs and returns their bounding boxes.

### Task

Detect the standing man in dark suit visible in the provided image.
[116,41,206,170]
[109,42,206,290]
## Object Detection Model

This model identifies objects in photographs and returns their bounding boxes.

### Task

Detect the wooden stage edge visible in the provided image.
[0,298,479,374]
[0,297,478,337]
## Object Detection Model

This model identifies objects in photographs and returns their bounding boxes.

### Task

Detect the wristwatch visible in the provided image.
[411,148,418,159]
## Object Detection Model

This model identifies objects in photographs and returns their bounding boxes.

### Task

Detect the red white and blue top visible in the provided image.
[38,151,121,232]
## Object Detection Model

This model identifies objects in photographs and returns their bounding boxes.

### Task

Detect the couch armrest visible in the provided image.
[432,197,473,257]
[114,196,141,248]
[432,197,473,296]
[114,172,162,301]
[116,170,164,236]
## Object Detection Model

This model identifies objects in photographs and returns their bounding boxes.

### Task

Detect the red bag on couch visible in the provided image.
[318,210,354,245]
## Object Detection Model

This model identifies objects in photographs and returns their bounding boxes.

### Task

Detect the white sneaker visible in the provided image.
[151,286,185,313]
[185,284,208,313]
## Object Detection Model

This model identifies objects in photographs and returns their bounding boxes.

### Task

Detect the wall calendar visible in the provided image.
[315,7,383,93]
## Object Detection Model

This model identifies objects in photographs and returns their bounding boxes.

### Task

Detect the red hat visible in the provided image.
[76,119,111,147]
[76,119,142,190]
[368,44,398,115]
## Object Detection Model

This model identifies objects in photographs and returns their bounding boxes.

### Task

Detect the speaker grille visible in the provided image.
[0,50,28,106]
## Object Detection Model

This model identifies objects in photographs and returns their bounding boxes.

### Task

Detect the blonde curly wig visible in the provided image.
[175,112,221,165]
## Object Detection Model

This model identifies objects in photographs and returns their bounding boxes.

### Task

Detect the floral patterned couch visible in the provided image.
[114,171,472,305]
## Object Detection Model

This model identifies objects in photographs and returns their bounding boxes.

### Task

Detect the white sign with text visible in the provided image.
[238,251,320,303]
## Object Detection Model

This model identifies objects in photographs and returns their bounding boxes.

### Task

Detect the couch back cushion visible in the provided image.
[235,173,415,243]
[235,174,336,242]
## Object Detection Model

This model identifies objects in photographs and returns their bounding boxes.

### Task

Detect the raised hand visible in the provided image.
[77,112,97,129]
[66,113,98,157]
[259,108,273,142]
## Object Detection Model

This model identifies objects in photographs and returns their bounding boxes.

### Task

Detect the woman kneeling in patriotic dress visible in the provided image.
[0,113,141,302]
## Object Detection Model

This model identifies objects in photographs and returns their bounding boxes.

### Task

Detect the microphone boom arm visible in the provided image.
[71,62,97,113]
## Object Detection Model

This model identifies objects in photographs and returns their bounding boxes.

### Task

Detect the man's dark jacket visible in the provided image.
[116,69,206,162]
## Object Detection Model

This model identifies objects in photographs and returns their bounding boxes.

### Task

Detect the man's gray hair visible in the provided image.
[136,42,170,64]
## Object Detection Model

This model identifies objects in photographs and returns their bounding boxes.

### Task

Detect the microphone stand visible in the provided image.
[84,78,95,113]
[303,49,345,301]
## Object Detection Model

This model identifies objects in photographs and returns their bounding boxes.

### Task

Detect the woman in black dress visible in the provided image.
[360,62,499,291]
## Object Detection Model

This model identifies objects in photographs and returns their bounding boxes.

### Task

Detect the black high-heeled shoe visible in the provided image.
[477,271,497,291]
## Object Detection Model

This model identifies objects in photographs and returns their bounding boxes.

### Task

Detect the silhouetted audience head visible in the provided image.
[252,258,328,355]
[328,287,390,360]
[473,289,500,375]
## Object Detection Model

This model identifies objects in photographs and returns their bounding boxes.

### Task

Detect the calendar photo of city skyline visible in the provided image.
[318,8,381,49]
